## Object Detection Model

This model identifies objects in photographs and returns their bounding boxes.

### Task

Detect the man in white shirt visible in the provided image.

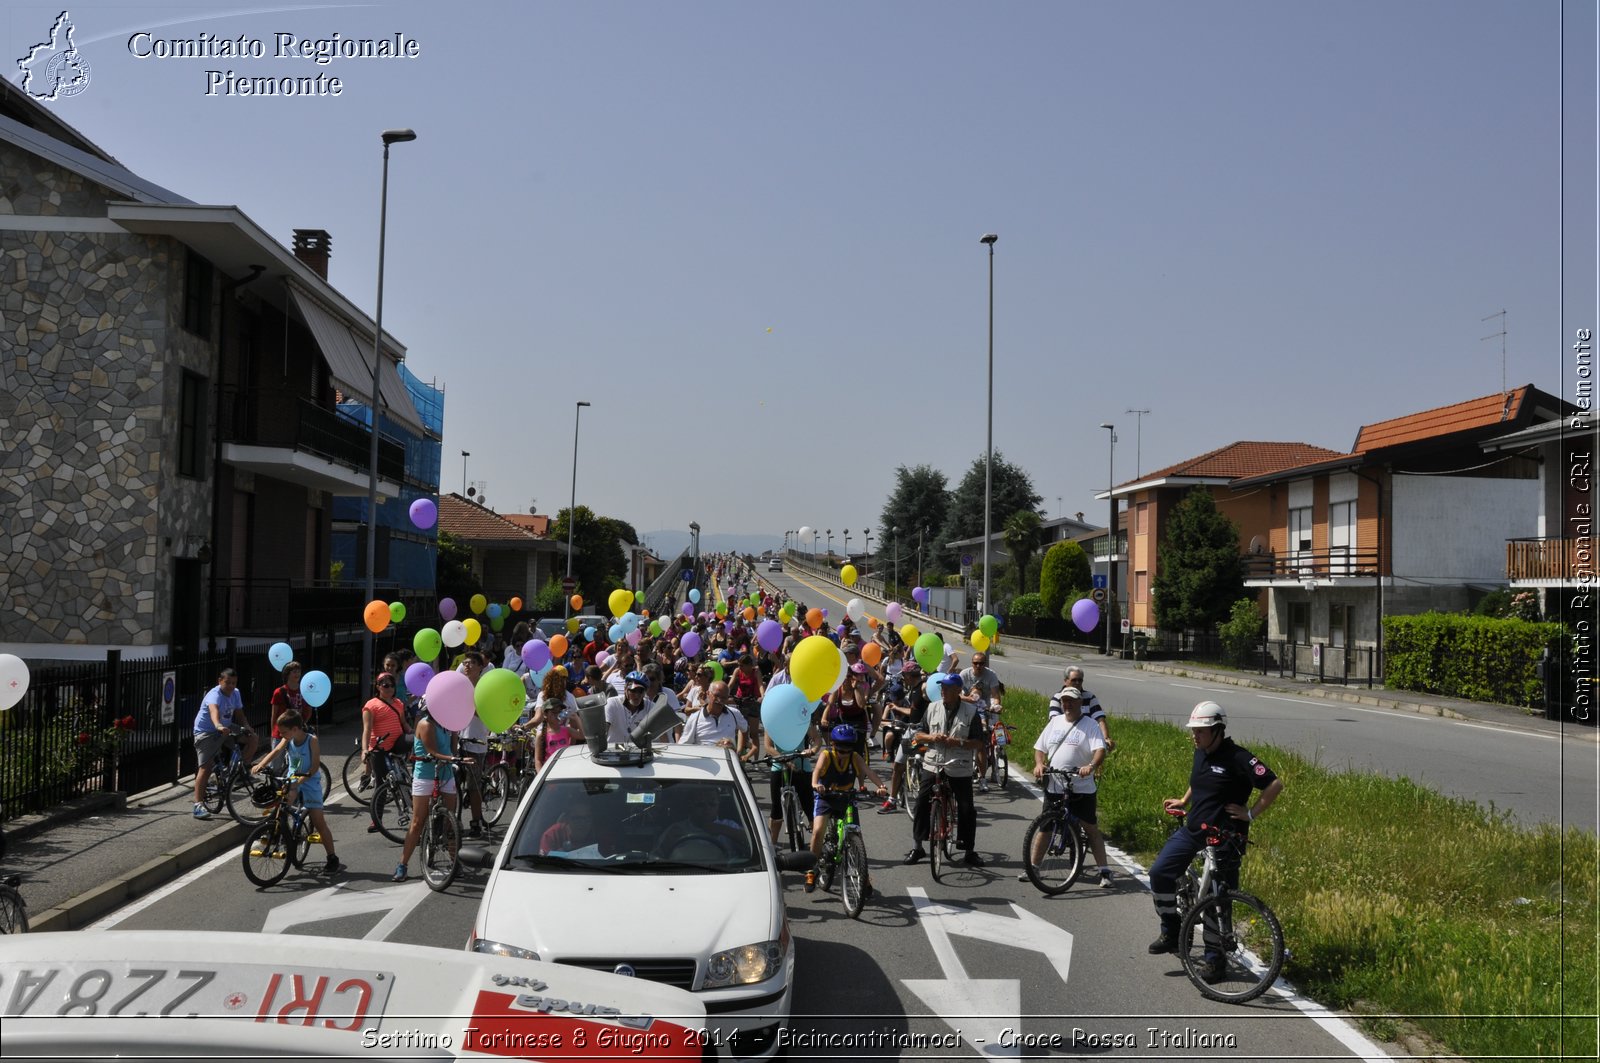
[603,672,655,746]
[1060,666,1113,749]
[677,681,748,756]
[1028,687,1113,887]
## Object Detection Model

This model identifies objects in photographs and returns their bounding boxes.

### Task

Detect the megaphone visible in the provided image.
[575,694,609,756]
[629,696,682,750]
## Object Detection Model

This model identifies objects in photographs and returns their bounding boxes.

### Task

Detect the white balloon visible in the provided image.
[798,525,812,539]
[0,653,30,711]
[829,645,849,694]
[846,598,867,623]
[441,619,468,648]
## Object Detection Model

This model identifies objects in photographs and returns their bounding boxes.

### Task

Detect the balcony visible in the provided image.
[1506,538,1589,584]
[1243,546,1379,584]
[210,578,433,636]
[218,388,406,496]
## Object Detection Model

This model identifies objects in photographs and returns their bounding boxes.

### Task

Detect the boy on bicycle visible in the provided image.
[806,723,888,893]
[253,711,341,875]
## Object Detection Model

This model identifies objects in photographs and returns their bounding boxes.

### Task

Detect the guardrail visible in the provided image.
[643,548,693,615]
[778,551,973,634]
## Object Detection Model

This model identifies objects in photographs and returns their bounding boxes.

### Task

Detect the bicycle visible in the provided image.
[199,735,256,824]
[1021,770,1095,894]
[414,754,464,892]
[923,768,960,882]
[231,750,330,825]
[240,772,313,888]
[985,708,1015,788]
[369,749,419,844]
[1164,808,1286,1004]
[757,754,811,853]
[813,791,877,918]
[902,739,925,807]
[0,874,28,934]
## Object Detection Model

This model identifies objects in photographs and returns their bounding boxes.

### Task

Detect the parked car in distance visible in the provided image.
[767,558,781,572]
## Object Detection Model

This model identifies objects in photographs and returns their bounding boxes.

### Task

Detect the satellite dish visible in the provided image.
[1248,536,1266,555]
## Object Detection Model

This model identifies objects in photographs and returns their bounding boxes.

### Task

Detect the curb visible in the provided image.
[4,791,126,845]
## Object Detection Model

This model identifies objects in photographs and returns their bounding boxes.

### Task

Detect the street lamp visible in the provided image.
[826,530,833,559]
[689,522,700,590]
[460,450,470,495]
[1127,408,1151,477]
[891,525,899,595]
[361,126,416,701]
[565,400,591,619]
[1100,422,1117,656]
[843,529,850,556]
[812,530,819,557]
[980,232,997,621]
[864,528,872,564]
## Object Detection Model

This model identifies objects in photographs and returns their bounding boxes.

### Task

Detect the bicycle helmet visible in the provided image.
[624,670,648,689]
[829,723,858,745]
[250,782,279,809]
[1186,700,1227,729]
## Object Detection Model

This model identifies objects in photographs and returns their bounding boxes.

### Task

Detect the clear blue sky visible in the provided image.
[11,1,1595,551]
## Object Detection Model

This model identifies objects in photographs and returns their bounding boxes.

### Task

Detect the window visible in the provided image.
[183,250,213,340]
[178,370,206,479]
[1328,501,1355,575]
[1288,601,1310,644]
[1134,570,1148,603]
[1329,603,1350,648]
[1288,507,1312,568]
[1136,502,1149,536]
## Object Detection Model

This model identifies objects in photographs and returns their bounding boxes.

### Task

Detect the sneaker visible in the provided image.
[877,799,897,814]
[978,780,990,793]
[392,862,408,882]
[192,803,211,820]
[1017,871,1032,882]
[357,774,372,793]
[1199,957,1226,984]
[903,848,927,865]
[1148,931,1179,955]
[1098,868,1114,889]
[367,822,381,833]
[962,851,986,868]
[804,870,817,894]
[468,821,484,838]
[323,855,344,875]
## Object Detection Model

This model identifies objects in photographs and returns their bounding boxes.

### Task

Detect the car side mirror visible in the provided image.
[457,845,496,869]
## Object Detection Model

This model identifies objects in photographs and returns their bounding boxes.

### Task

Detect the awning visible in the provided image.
[287,283,424,436]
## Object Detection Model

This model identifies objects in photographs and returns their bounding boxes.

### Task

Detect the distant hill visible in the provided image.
[639,530,785,558]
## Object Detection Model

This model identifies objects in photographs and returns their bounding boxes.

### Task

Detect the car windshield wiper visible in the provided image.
[510,853,630,873]
[635,858,738,874]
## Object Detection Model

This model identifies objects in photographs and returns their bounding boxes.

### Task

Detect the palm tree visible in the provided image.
[1002,510,1044,599]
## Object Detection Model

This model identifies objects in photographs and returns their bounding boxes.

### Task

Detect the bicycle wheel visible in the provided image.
[996,750,1008,787]
[816,828,837,892]
[904,762,923,804]
[1178,889,1285,1004]
[370,779,413,845]
[929,798,948,882]
[242,819,291,887]
[1022,807,1084,895]
[840,832,869,919]
[422,809,460,892]
[316,762,334,800]
[287,814,312,869]
[225,775,267,825]
[481,764,513,826]
[0,885,27,934]
[201,762,230,816]
[780,790,803,853]
[342,746,369,797]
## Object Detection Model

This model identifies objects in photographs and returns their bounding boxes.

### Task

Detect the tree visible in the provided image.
[1001,510,1043,602]
[936,451,1043,572]
[1151,488,1246,632]
[550,505,627,600]
[1040,540,1092,618]
[875,464,950,589]
[435,531,482,608]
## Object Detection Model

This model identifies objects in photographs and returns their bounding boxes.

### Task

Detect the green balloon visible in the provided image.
[914,632,944,673]
[708,661,725,682]
[389,601,407,624]
[473,668,524,731]
[979,614,999,639]
[649,620,662,636]
[784,600,797,615]
[413,627,442,663]
[490,615,505,631]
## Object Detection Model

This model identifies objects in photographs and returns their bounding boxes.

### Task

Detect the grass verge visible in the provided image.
[1000,689,1599,1062]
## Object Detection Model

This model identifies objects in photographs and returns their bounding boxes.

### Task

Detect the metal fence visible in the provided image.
[1132,632,1382,687]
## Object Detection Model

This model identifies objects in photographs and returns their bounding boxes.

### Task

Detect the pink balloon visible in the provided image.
[425,670,476,730]
[626,629,642,647]
[597,652,612,668]
[439,597,458,621]
[886,602,903,624]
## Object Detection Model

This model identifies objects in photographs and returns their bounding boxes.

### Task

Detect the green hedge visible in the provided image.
[1383,612,1561,707]
[1009,592,1045,619]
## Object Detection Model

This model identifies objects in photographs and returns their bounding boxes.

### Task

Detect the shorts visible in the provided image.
[193,728,242,765]
[294,777,325,811]
[1044,788,1097,825]
[813,791,855,819]
[412,773,458,797]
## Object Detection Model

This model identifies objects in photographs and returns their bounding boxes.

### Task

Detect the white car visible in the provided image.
[469,742,809,1060]
[767,558,781,572]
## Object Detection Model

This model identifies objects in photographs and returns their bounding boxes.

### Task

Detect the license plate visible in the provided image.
[0,962,393,1030]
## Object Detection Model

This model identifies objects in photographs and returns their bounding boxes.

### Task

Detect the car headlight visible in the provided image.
[471,938,540,961]
[702,923,789,989]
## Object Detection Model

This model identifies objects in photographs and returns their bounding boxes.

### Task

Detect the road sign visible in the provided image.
[1091,574,1107,590]
[561,576,577,594]
[961,554,973,567]
[1121,619,1131,633]
[160,671,176,725]
[681,568,693,582]
[1091,588,1107,603]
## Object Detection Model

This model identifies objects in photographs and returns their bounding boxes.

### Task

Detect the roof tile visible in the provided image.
[1123,441,1348,488]
[1352,386,1527,453]
[439,494,542,544]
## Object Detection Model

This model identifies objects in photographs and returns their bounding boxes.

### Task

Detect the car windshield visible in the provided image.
[509,778,762,873]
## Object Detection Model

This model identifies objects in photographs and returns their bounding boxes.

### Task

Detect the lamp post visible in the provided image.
[826,529,832,560]
[565,400,591,620]
[689,521,700,590]
[461,451,470,495]
[892,525,899,596]
[361,127,415,701]
[843,529,850,557]
[812,530,819,557]
[864,528,872,566]
[979,233,998,621]
[917,527,926,592]
[1100,422,1117,656]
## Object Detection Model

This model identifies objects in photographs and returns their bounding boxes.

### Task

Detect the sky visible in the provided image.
[8,1,1596,555]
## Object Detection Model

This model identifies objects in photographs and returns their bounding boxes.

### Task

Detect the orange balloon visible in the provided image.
[510,596,523,611]
[861,642,883,667]
[867,616,881,629]
[570,595,583,610]
[806,607,824,631]
[743,606,756,621]
[549,634,569,658]
[363,599,389,634]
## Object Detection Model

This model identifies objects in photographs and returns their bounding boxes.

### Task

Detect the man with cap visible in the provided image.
[960,651,1005,791]
[1060,666,1113,750]
[603,671,657,746]
[1026,686,1113,886]
[1146,700,1284,981]
[904,672,988,867]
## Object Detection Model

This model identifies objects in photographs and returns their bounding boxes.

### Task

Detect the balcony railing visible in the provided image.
[218,388,405,484]
[1242,546,1379,581]
[210,577,436,636]
[1506,537,1587,582]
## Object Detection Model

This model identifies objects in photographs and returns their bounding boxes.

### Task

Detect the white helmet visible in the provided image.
[1186,701,1226,729]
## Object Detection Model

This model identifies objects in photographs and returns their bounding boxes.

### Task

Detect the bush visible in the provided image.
[1057,589,1094,622]
[1384,612,1562,706]
[1040,541,1091,617]
[1218,598,1265,665]
[1009,592,1045,619]
[532,577,565,614]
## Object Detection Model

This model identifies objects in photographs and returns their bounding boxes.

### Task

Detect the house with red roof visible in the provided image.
[438,495,569,606]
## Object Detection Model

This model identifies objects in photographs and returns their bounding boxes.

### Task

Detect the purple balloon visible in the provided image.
[439,597,457,621]
[821,608,828,618]
[681,601,694,617]
[1071,598,1101,633]
[681,632,702,657]
[912,586,928,604]
[408,497,437,530]
[757,618,783,653]
[404,661,434,697]
[723,620,735,634]
[522,638,551,672]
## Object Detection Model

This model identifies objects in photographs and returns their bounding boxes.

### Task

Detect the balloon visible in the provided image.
[970,630,991,652]
[626,629,642,647]
[821,608,828,618]
[742,606,756,622]
[861,642,882,667]
[784,600,798,616]
[805,607,823,631]
[389,601,407,624]
[404,661,434,696]
[979,614,999,639]
[681,602,694,617]
[523,639,551,672]
[584,626,597,641]
[566,618,579,633]
[841,564,858,587]
[529,664,551,687]
[899,623,920,645]
[439,597,457,621]
[510,596,523,612]
[761,685,816,753]
[487,603,502,620]
[570,595,583,610]
[1071,598,1101,633]
[425,670,476,730]
[609,624,624,641]
[463,618,482,645]
[363,600,389,634]
[475,668,526,732]
[799,526,812,538]
[867,617,881,630]
[491,616,505,632]
[620,611,639,631]
[442,620,467,648]
[635,591,645,607]
[886,602,903,624]
[912,586,929,604]
[470,594,487,615]
[791,635,842,701]
[926,672,945,701]
[549,634,569,658]
[267,642,293,672]
[649,620,663,636]
[756,619,783,653]
[715,603,729,618]
[708,660,726,681]
[830,647,849,694]
[914,632,944,673]
[299,670,332,708]
[409,497,438,530]
[414,627,443,661]
[609,589,633,619]
[0,654,30,711]
[681,632,703,657]
[689,588,701,604]
[596,652,612,668]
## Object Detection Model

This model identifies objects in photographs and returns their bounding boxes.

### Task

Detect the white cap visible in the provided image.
[1186,701,1226,729]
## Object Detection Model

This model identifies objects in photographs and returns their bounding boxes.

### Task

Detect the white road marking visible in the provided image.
[1256,694,1561,740]
[1169,682,1220,691]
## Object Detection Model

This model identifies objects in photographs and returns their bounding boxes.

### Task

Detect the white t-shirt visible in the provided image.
[1034,714,1106,795]
[678,706,748,747]
[531,691,579,726]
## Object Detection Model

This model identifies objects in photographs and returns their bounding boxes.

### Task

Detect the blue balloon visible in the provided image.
[689,588,702,605]
[488,603,502,620]
[609,624,624,642]
[268,641,293,672]
[301,670,332,708]
[584,626,597,641]
[620,611,639,632]
[761,684,816,754]
[925,672,946,702]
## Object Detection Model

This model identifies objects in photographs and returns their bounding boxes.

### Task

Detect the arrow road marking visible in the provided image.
[261,881,431,941]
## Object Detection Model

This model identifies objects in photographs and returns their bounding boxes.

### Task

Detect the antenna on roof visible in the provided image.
[1480,309,1507,395]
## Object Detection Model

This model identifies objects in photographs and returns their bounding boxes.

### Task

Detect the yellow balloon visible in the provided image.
[790,635,841,702]
[463,618,482,645]
[899,623,920,645]
[566,618,580,633]
[841,564,858,587]
[470,593,487,615]
[608,588,633,619]
[969,630,991,652]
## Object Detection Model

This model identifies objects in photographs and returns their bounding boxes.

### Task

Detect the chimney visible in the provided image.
[1074,512,1084,522]
[292,229,331,279]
